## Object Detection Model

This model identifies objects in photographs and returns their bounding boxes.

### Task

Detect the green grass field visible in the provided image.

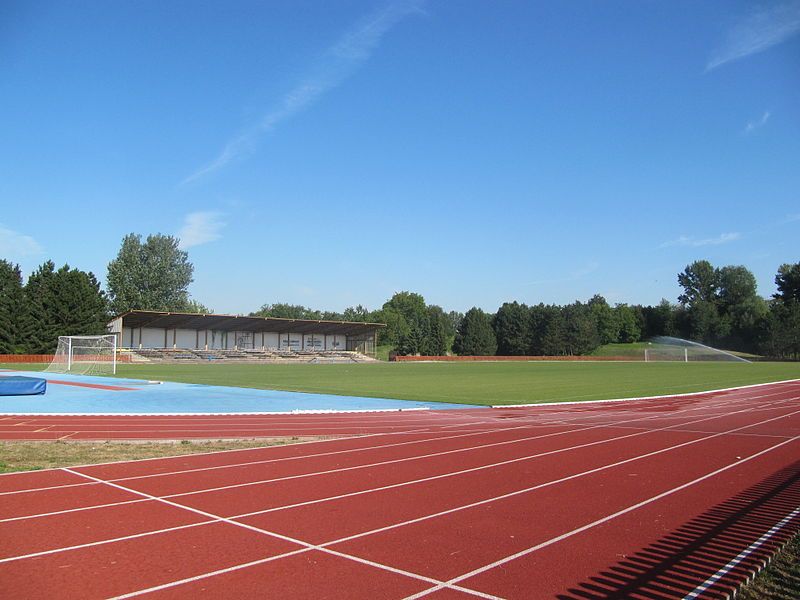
[5,361,799,406]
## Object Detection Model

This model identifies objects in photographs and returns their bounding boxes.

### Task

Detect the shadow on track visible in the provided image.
[557,460,800,600]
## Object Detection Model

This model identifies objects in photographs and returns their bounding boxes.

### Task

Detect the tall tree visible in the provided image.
[453,307,497,356]
[677,260,723,343]
[0,260,25,354]
[426,305,450,355]
[775,262,800,304]
[563,302,601,355]
[717,265,766,350]
[615,304,642,343]
[51,265,109,337]
[678,260,719,306]
[106,233,194,314]
[493,301,530,355]
[21,261,58,353]
[380,292,429,354]
[588,295,619,344]
[539,306,567,355]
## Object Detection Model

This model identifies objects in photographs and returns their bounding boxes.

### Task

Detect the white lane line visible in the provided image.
[60,469,497,600]
[3,389,781,521]
[605,425,793,440]
[163,400,800,503]
[5,403,798,563]
[3,392,795,524]
[682,505,800,599]
[405,434,800,599]
[1,380,792,495]
[318,409,800,550]
[0,425,538,497]
[0,419,486,480]
[491,379,800,408]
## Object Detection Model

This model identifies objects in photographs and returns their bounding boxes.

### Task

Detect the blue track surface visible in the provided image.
[0,371,474,414]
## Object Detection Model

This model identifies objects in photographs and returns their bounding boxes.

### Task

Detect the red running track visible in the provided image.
[1,381,799,599]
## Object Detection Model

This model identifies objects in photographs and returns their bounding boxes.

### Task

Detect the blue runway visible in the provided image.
[0,371,474,414]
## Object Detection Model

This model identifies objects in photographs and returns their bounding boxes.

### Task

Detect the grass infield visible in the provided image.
[4,360,799,406]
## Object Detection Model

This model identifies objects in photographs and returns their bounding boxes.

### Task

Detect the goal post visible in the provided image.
[45,335,117,376]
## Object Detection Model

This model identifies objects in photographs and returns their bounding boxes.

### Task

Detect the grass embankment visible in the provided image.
[737,533,800,599]
[0,437,319,473]
[4,361,799,406]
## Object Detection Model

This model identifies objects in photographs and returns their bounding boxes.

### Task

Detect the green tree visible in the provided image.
[381,292,429,354]
[615,304,642,343]
[426,305,450,355]
[184,299,212,314]
[640,299,677,338]
[563,302,601,355]
[0,260,25,353]
[678,260,719,305]
[493,301,530,355]
[762,301,800,359]
[51,265,109,337]
[342,305,374,322]
[21,261,108,353]
[453,307,497,356]
[537,305,567,355]
[588,295,619,344]
[677,260,724,343]
[107,233,194,314]
[252,303,322,319]
[21,261,58,353]
[717,265,766,350]
[775,262,800,304]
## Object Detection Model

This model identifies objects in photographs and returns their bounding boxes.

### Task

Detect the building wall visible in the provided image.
[120,325,354,351]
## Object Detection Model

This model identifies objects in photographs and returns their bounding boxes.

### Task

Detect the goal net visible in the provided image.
[45,335,117,376]
[644,336,750,363]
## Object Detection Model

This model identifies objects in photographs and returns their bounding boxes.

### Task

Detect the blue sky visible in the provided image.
[1,0,798,314]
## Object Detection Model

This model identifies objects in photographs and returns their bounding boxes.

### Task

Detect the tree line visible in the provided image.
[0,233,207,354]
[1,230,797,358]
[250,260,800,360]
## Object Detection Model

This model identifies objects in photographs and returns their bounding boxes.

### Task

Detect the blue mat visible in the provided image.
[0,371,474,414]
[0,376,47,396]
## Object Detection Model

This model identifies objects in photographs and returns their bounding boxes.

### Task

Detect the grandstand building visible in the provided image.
[108,310,384,357]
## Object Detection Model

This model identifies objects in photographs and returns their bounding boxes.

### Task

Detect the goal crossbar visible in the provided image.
[46,335,117,376]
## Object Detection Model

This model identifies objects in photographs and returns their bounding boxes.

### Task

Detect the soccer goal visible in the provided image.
[45,335,118,376]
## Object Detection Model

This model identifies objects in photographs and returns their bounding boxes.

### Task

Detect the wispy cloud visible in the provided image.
[177,211,226,249]
[525,261,600,286]
[707,1,800,71]
[0,224,43,259]
[744,110,771,133]
[784,213,800,223]
[182,1,424,184]
[660,232,742,248]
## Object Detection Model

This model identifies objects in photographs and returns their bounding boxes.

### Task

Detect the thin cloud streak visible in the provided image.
[707,1,800,71]
[182,1,424,184]
[525,261,600,286]
[660,232,741,248]
[744,110,771,133]
[0,224,44,259]
[177,211,226,249]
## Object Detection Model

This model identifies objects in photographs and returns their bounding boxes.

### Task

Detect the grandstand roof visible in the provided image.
[115,310,385,336]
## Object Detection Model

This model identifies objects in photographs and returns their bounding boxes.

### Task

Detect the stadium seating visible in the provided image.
[126,348,376,364]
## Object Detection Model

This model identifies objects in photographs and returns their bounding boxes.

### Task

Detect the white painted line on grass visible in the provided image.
[492,378,800,409]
